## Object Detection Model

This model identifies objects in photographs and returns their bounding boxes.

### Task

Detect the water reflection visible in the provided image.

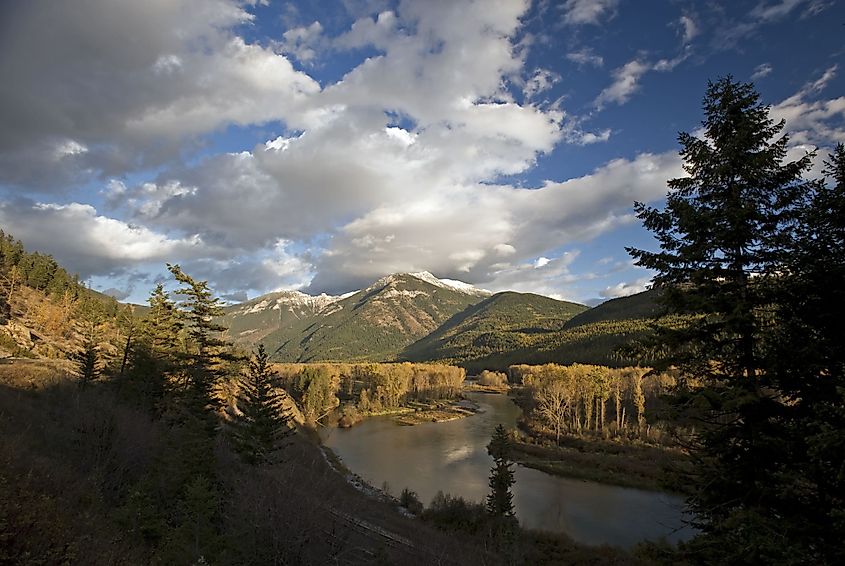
[320,391,694,547]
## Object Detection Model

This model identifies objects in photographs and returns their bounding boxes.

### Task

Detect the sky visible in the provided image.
[0,0,843,305]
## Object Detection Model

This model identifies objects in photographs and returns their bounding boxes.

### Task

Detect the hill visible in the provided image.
[401,291,588,364]
[221,272,492,362]
[563,289,662,329]
[400,289,664,372]
[0,230,126,360]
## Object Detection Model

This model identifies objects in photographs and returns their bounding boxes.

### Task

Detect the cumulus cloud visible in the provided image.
[11,0,837,304]
[0,200,212,278]
[123,0,564,250]
[306,151,682,294]
[0,0,318,191]
[577,129,612,145]
[595,60,652,108]
[279,21,325,63]
[523,68,562,101]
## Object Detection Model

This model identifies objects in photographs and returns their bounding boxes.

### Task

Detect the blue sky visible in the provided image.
[0,0,842,304]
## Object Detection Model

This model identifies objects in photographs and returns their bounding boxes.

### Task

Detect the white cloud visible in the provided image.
[534,257,551,268]
[279,21,324,63]
[561,0,619,25]
[0,0,704,301]
[0,0,319,190]
[600,277,651,299]
[523,68,561,101]
[595,60,651,109]
[595,52,689,109]
[0,201,211,278]
[306,151,681,294]
[772,65,845,147]
[678,15,698,43]
[566,48,604,68]
[751,63,773,81]
[578,129,612,145]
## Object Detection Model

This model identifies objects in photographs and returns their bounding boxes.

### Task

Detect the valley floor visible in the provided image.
[0,359,640,565]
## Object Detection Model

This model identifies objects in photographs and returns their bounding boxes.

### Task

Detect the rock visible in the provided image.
[2,321,34,350]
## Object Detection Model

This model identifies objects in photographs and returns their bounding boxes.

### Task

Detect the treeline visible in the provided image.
[0,230,127,360]
[272,362,465,421]
[510,363,675,444]
[0,230,83,299]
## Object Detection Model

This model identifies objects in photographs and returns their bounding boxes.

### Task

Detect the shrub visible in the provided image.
[399,487,423,515]
[478,370,507,388]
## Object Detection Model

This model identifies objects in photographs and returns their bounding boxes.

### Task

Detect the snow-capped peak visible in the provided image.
[236,289,347,315]
[408,271,492,296]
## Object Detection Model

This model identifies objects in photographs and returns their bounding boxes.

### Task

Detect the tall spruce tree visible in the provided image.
[127,284,183,409]
[234,344,294,463]
[627,77,816,561]
[486,424,516,520]
[145,283,183,358]
[758,143,845,562]
[167,264,229,418]
[74,323,100,388]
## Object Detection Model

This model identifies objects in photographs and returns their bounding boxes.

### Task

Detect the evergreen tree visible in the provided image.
[125,284,183,410]
[74,324,100,388]
[486,424,516,519]
[144,283,183,358]
[627,77,817,561]
[234,344,294,463]
[167,264,229,417]
[758,143,845,562]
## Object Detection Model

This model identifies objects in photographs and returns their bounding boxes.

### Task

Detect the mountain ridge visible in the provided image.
[221,271,494,362]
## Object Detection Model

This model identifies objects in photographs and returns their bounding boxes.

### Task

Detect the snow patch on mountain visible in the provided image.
[237,290,346,315]
[408,271,492,296]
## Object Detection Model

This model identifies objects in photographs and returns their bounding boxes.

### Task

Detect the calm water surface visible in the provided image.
[320,391,694,547]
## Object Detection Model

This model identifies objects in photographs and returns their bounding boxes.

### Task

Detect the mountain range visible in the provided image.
[220,271,662,369]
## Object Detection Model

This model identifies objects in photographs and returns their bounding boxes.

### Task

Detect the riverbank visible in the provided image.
[393,398,480,425]
[338,396,481,427]
[510,431,691,493]
[317,432,636,564]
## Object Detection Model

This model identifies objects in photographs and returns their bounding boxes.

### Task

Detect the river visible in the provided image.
[319,391,695,548]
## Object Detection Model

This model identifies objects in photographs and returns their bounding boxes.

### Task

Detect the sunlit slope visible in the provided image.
[222,273,490,362]
[401,291,588,365]
[404,289,663,371]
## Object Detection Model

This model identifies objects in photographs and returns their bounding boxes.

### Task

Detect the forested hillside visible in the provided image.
[402,290,664,372]
[401,292,587,365]
[0,230,127,360]
[222,272,491,362]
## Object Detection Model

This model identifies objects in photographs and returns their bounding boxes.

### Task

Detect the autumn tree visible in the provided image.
[535,378,567,444]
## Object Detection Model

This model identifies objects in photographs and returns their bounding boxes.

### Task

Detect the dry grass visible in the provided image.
[0,358,74,389]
